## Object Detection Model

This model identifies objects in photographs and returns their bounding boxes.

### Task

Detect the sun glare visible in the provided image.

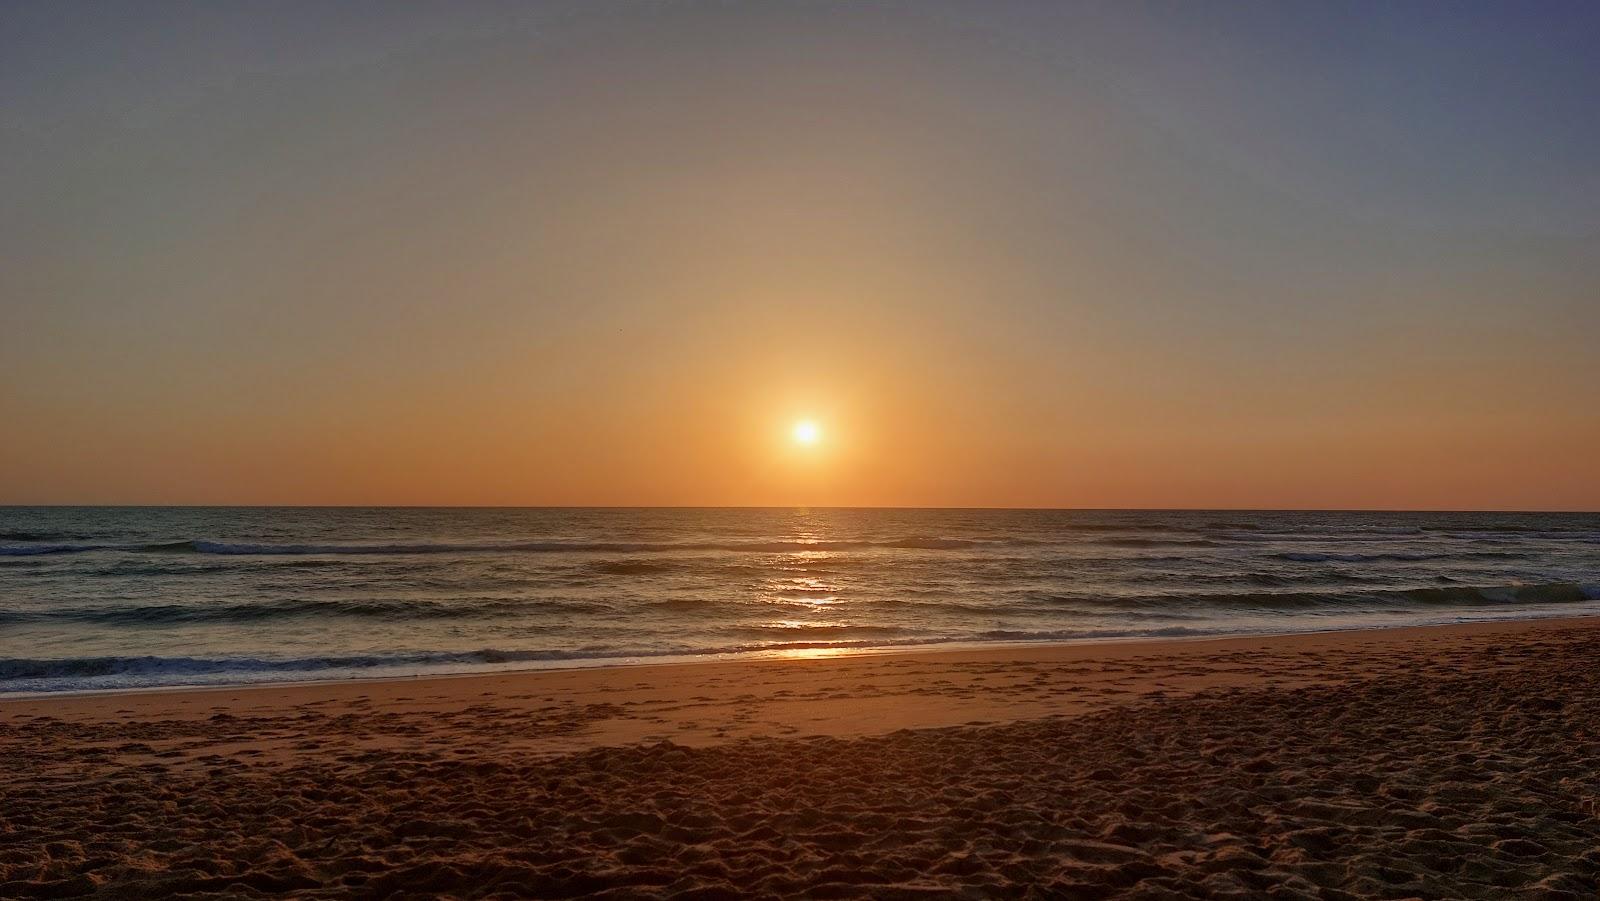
[792,420,822,445]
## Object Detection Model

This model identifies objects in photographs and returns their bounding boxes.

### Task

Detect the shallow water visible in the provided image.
[1,507,1596,693]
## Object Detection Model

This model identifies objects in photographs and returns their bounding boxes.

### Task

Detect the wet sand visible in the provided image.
[5,617,1600,897]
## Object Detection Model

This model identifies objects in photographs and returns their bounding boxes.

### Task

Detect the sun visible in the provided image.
[791,420,822,445]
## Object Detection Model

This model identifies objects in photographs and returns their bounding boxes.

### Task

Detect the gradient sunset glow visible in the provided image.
[2,2,1597,509]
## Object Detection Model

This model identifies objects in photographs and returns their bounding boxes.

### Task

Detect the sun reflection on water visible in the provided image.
[753,544,855,645]
[760,645,880,661]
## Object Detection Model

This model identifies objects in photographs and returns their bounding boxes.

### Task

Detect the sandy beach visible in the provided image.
[2,617,1598,898]
[9,0,1598,894]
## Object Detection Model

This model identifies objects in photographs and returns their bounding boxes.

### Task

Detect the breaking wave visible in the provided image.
[0,536,1033,557]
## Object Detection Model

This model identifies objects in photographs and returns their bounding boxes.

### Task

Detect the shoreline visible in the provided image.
[8,614,1600,896]
[5,606,1597,703]
[8,615,1599,757]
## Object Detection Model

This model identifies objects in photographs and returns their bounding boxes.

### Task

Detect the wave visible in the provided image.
[1422,523,1600,534]
[0,628,1221,688]
[1089,537,1222,548]
[1200,526,1594,543]
[0,650,600,683]
[0,618,1360,690]
[1117,570,1389,589]
[5,577,1591,630]
[79,558,347,577]
[1397,584,1600,606]
[727,624,919,639]
[0,535,1031,558]
[1088,582,1600,612]
[0,596,609,626]
[0,641,941,685]
[1437,532,1600,544]
[0,543,118,556]
[1271,550,1521,563]
[5,580,1599,691]
[0,530,93,542]
[975,626,1207,642]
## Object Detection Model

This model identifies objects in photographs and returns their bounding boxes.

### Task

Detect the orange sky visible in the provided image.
[2,3,1597,509]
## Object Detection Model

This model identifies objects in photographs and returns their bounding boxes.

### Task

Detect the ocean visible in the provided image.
[1,507,1596,694]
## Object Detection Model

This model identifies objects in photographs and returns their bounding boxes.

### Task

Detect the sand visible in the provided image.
[4,617,1600,898]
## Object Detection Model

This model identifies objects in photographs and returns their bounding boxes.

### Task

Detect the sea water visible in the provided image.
[2,507,1596,693]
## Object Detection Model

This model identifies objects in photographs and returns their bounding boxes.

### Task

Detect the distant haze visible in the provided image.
[3,2,1597,509]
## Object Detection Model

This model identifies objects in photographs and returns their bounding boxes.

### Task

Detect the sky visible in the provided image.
[2,1,1597,509]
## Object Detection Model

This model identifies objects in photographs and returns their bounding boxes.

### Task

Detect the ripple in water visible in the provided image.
[0,507,1596,692]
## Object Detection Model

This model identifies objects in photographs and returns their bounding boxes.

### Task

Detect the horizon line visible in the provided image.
[2,504,1596,515]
